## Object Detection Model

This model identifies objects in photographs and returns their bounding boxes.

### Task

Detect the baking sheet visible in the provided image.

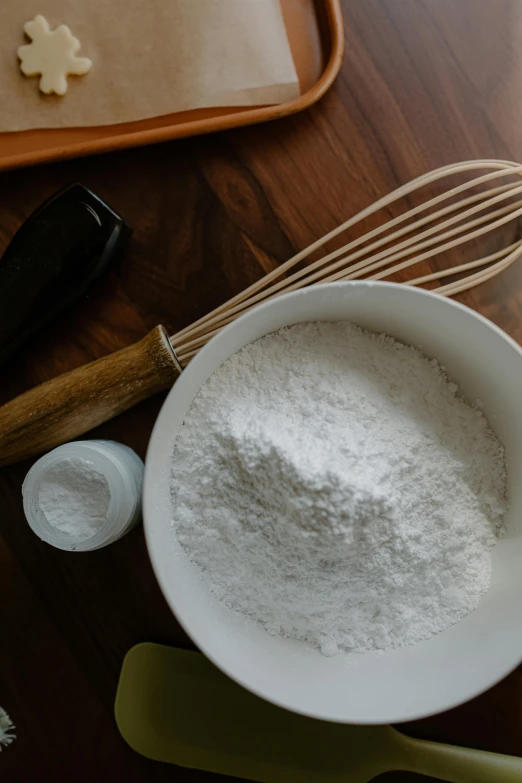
[0,0,300,131]
[0,0,344,171]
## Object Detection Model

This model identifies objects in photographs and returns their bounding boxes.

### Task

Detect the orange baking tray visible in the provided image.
[0,0,343,171]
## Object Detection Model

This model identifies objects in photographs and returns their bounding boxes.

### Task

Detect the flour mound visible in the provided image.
[171,321,507,655]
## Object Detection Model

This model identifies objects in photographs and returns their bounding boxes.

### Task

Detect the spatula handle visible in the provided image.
[0,326,181,467]
[402,733,522,782]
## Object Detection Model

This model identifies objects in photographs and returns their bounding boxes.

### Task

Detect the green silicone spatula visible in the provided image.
[115,644,522,782]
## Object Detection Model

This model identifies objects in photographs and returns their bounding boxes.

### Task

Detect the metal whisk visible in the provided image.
[172,159,522,365]
[2,159,522,466]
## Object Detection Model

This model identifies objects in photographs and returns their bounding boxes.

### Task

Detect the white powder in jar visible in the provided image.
[170,321,507,655]
[38,456,111,539]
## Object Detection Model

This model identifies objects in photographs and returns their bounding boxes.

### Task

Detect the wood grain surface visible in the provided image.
[2,1,522,781]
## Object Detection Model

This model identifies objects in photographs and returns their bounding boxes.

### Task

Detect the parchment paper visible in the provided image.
[0,0,299,131]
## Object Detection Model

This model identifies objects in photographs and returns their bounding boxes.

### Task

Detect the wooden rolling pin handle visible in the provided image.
[0,326,181,467]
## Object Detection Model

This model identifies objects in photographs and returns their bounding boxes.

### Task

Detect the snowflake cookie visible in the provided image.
[18,15,92,96]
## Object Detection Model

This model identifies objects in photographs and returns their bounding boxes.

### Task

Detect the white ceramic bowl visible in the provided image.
[144,281,522,724]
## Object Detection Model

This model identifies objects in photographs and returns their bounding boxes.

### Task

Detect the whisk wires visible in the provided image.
[171,160,522,366]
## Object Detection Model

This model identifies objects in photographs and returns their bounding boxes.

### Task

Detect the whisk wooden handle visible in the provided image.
[0,326,181,466]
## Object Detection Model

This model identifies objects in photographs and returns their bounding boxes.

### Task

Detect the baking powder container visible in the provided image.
[23,440,143,551]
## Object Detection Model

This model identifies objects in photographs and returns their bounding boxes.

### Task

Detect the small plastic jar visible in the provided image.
[22,440,144,551]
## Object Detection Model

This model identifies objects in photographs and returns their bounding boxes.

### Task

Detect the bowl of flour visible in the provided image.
[144,281,522,723]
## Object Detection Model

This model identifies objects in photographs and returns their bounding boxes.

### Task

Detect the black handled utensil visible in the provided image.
[0,183,131,367]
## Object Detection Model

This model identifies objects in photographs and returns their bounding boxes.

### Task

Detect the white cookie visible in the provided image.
[18,15,92,96]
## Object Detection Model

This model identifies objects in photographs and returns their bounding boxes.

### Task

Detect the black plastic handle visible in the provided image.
[0,184,131,367]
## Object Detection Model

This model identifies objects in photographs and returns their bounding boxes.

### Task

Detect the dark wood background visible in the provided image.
[2,1,522,780]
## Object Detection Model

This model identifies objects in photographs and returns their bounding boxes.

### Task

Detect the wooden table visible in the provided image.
[2,1,522,780]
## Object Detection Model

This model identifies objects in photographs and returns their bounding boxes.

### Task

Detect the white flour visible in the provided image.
[171,321,507,655]
[39,456,111,539]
